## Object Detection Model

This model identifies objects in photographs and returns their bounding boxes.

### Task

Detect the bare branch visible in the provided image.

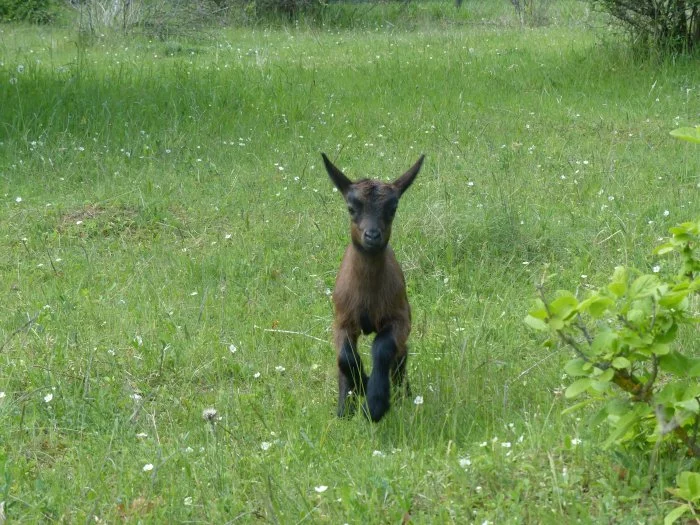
[0,312,41,353]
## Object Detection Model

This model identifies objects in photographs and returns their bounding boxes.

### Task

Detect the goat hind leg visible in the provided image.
[391,352,411,399]
[337,334,366,418]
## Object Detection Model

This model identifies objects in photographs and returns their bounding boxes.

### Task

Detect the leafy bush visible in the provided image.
[592,0,700,53]
[527,218,700,453]
[527,126,700,524]
[0,0,58,23]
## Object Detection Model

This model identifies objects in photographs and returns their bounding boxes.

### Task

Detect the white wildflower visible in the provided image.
[413,395,424,405]
[314,485,328,493]
[142,463,154,472]
[202,408,218,421]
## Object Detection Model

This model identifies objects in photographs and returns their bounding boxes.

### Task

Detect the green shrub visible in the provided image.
[592,0,700,53]
[0,0,58,23]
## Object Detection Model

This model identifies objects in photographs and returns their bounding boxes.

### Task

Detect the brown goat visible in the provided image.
[322,153,424,422]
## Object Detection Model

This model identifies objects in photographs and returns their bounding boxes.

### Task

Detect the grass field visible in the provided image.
[0,1,699,522]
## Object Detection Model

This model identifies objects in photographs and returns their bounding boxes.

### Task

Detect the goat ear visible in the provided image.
[321,153,353,196]
[393,155,424,196]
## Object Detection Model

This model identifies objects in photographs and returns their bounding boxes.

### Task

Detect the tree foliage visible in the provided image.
[0,0,58,23]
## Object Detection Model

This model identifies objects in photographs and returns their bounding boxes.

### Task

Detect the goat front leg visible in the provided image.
[336,330,367,418]
[365,327,404,422]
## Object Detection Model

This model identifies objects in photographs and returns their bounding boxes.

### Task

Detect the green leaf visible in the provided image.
[591,330,618,356]
[688,359,700,378]
[664,504,690,525]
[549,292,578,321]
[549,317,564,331]
[656,323,678,344]
[669,222,700,236]
[612,357,631,369]
[527,300,548,319]
[608,266,628,297]
[654,242,675,256]
[524,314,548,331]
[561,397,596,415]
[578,296,614,318]
[602,407,643,448]
[593,367,614,382]
[660,351,691,376]
[629,274,659,299]
[675,398,700,413]
[659,290,689,308]
[565,378,592,399]
[677,471,700,501]
[564,358,589,377]
[670,126,700,144]
[649,343,670,356]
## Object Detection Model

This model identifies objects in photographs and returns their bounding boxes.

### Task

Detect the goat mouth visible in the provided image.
[359,240,386,253]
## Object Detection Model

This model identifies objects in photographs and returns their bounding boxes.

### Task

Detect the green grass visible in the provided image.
[1,2,699,522]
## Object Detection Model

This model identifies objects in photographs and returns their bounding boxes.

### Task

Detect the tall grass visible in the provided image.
[0,2,698,521]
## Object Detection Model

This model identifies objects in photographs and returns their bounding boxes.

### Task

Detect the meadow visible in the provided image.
[0,1,699,522]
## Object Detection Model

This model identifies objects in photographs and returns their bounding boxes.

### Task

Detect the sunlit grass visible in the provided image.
[0,1,698,521]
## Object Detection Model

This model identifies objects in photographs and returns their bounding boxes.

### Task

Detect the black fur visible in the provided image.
[337,337,368,418]
[364,329,397,422]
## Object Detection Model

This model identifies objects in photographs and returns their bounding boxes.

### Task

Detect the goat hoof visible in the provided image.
[363,397,390,422]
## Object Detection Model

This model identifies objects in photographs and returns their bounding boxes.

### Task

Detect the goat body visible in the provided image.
[322,153,424,422]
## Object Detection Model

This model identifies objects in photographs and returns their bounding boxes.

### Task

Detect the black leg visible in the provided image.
[392,353,411,399]
[365,329,396,422]
[337,337,367,418]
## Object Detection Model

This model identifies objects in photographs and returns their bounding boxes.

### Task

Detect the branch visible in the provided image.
[574,316,594,345]
[0,312,40,353]
[611,368,650,402]
[261,328,328,344]
[639,355,659,400]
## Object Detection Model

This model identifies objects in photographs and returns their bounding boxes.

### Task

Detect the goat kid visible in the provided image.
[322,153,424,422]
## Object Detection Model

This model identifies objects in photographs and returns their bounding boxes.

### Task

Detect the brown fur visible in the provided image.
[333,245,410,352]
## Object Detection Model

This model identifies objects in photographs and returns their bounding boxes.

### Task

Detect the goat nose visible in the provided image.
[364,229,381,242]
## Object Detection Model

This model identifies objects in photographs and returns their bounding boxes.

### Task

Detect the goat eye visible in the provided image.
[347,206,355,215]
